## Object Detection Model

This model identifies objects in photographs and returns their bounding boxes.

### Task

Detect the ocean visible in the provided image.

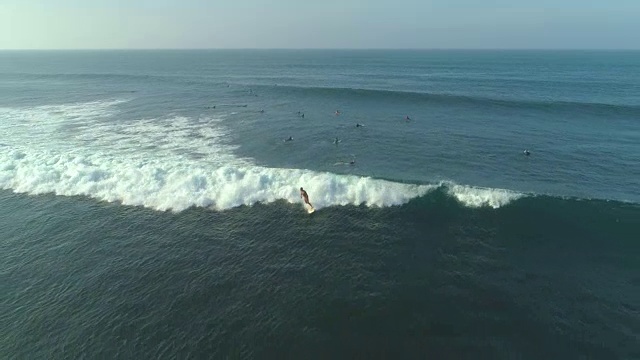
[0,50,638,359]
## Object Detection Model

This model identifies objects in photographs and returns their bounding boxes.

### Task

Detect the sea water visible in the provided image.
[1,50,638,359]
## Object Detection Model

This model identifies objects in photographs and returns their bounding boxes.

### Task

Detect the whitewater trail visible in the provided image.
[0,100,523,211]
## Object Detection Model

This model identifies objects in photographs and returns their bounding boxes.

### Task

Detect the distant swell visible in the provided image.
[264,84,640,115]
[0,72,226,88]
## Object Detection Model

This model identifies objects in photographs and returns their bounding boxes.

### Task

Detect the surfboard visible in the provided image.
[306,205,315,214]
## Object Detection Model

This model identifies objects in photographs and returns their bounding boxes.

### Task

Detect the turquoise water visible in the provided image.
[1,50,639,359]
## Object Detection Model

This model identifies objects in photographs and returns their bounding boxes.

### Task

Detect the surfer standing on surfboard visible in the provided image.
[300,187,314,210]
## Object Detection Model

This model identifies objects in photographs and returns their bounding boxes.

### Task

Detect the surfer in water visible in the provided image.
[356,123,364,127]
[285,136,293,142]
[300,187,314,209]
[523,149,531,156]
[334,156,356,166]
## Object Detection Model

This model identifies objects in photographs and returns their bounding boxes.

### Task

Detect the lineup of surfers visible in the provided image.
[214,86,531,155]
[285,109,397,143]
[283,109,531,157]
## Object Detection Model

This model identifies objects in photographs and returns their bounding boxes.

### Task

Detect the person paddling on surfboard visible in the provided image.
[300,187,314,210]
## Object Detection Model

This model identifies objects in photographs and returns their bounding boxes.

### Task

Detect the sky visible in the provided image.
[1,0,639,49]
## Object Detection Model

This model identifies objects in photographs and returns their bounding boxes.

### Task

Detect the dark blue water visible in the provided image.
[1,50,639,359]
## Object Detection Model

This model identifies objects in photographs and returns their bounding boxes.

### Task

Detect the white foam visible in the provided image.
[0,100,435,212]
[447,183,524,208]
[0,149,436,211]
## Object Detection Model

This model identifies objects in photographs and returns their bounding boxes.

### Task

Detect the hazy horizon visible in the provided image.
[2,0,639,50]
[2,48,640,51]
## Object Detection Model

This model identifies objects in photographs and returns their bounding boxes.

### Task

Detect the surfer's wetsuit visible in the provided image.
[300,188,313,208]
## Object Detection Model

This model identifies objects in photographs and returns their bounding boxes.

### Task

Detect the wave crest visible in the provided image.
[0,149,437,211]
[447,183,524,209]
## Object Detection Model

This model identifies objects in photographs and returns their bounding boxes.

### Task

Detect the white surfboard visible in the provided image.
[306,205,315,214]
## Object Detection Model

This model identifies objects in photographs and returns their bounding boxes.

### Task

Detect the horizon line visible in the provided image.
[1,47,639,51]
